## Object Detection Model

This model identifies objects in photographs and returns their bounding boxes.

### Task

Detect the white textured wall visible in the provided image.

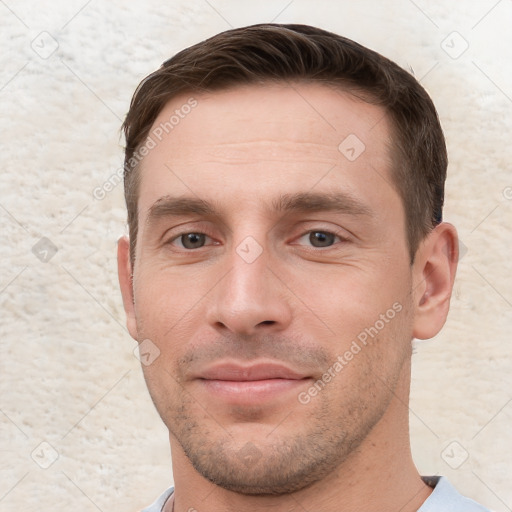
[0,1,510,511]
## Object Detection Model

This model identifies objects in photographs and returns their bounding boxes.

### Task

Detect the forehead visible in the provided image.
[137,82,397,217]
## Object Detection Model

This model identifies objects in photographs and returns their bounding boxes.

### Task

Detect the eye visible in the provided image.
[170,232,212,250]
[296,230,344,248]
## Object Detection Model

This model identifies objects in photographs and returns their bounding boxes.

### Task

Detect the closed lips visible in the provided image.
[196,363,309,381]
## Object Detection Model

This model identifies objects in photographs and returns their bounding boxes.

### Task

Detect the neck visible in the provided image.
[166,361,432,512]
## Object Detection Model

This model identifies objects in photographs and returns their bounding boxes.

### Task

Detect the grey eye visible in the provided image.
[180,233,206,249]
[309,231,336,247]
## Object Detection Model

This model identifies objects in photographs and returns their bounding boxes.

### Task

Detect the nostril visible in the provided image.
[259,320,275,326]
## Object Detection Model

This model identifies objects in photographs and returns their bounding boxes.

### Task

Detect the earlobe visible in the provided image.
[117,235,138,340]
[412,223,459,340]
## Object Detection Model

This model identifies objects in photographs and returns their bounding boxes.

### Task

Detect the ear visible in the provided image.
[412,222,459,340]
[117,235,138,340]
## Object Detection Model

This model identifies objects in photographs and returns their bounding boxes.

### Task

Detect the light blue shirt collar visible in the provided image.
[141,476,492,512]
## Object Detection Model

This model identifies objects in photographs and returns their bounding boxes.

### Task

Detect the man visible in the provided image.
[117,24,491,512]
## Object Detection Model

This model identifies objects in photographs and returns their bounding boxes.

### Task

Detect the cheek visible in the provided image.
[134,263,206,327]
[321,302,413,411]
[303,268,414,389]
[305,266,408,337]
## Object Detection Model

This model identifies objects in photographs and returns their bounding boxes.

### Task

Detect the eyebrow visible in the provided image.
[145,191,373,227]
[271,191,372,216]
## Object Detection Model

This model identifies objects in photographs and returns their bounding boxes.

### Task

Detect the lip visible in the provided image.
[194,362,311,404]
[196,362,308,381]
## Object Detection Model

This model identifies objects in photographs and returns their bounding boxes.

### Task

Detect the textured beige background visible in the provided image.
[1,1,511,511]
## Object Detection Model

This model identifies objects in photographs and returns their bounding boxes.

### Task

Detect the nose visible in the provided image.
[205,242,293,337]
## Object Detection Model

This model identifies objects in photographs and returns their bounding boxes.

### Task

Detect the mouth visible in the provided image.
[195,362,311,404]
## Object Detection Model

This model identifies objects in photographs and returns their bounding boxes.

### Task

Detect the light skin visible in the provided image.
[118,82,458,512]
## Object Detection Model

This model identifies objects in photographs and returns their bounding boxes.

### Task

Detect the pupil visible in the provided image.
[183,233,205,248]
[310,231,334,247]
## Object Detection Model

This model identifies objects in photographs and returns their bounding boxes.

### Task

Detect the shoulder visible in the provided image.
[139,479,493,512]
[419,476,493,512]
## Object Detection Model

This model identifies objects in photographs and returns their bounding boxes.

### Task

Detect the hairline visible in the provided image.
[127,80,420,267]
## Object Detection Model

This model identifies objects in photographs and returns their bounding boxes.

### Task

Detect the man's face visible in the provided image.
[128,83,416,494]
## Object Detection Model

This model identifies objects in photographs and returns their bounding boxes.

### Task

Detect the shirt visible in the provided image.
[140,475,492,512]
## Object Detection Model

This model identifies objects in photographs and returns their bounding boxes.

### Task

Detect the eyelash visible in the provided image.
[166,229,348,250]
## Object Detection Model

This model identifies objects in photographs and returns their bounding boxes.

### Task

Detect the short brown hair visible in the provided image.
[122,23,446,265]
